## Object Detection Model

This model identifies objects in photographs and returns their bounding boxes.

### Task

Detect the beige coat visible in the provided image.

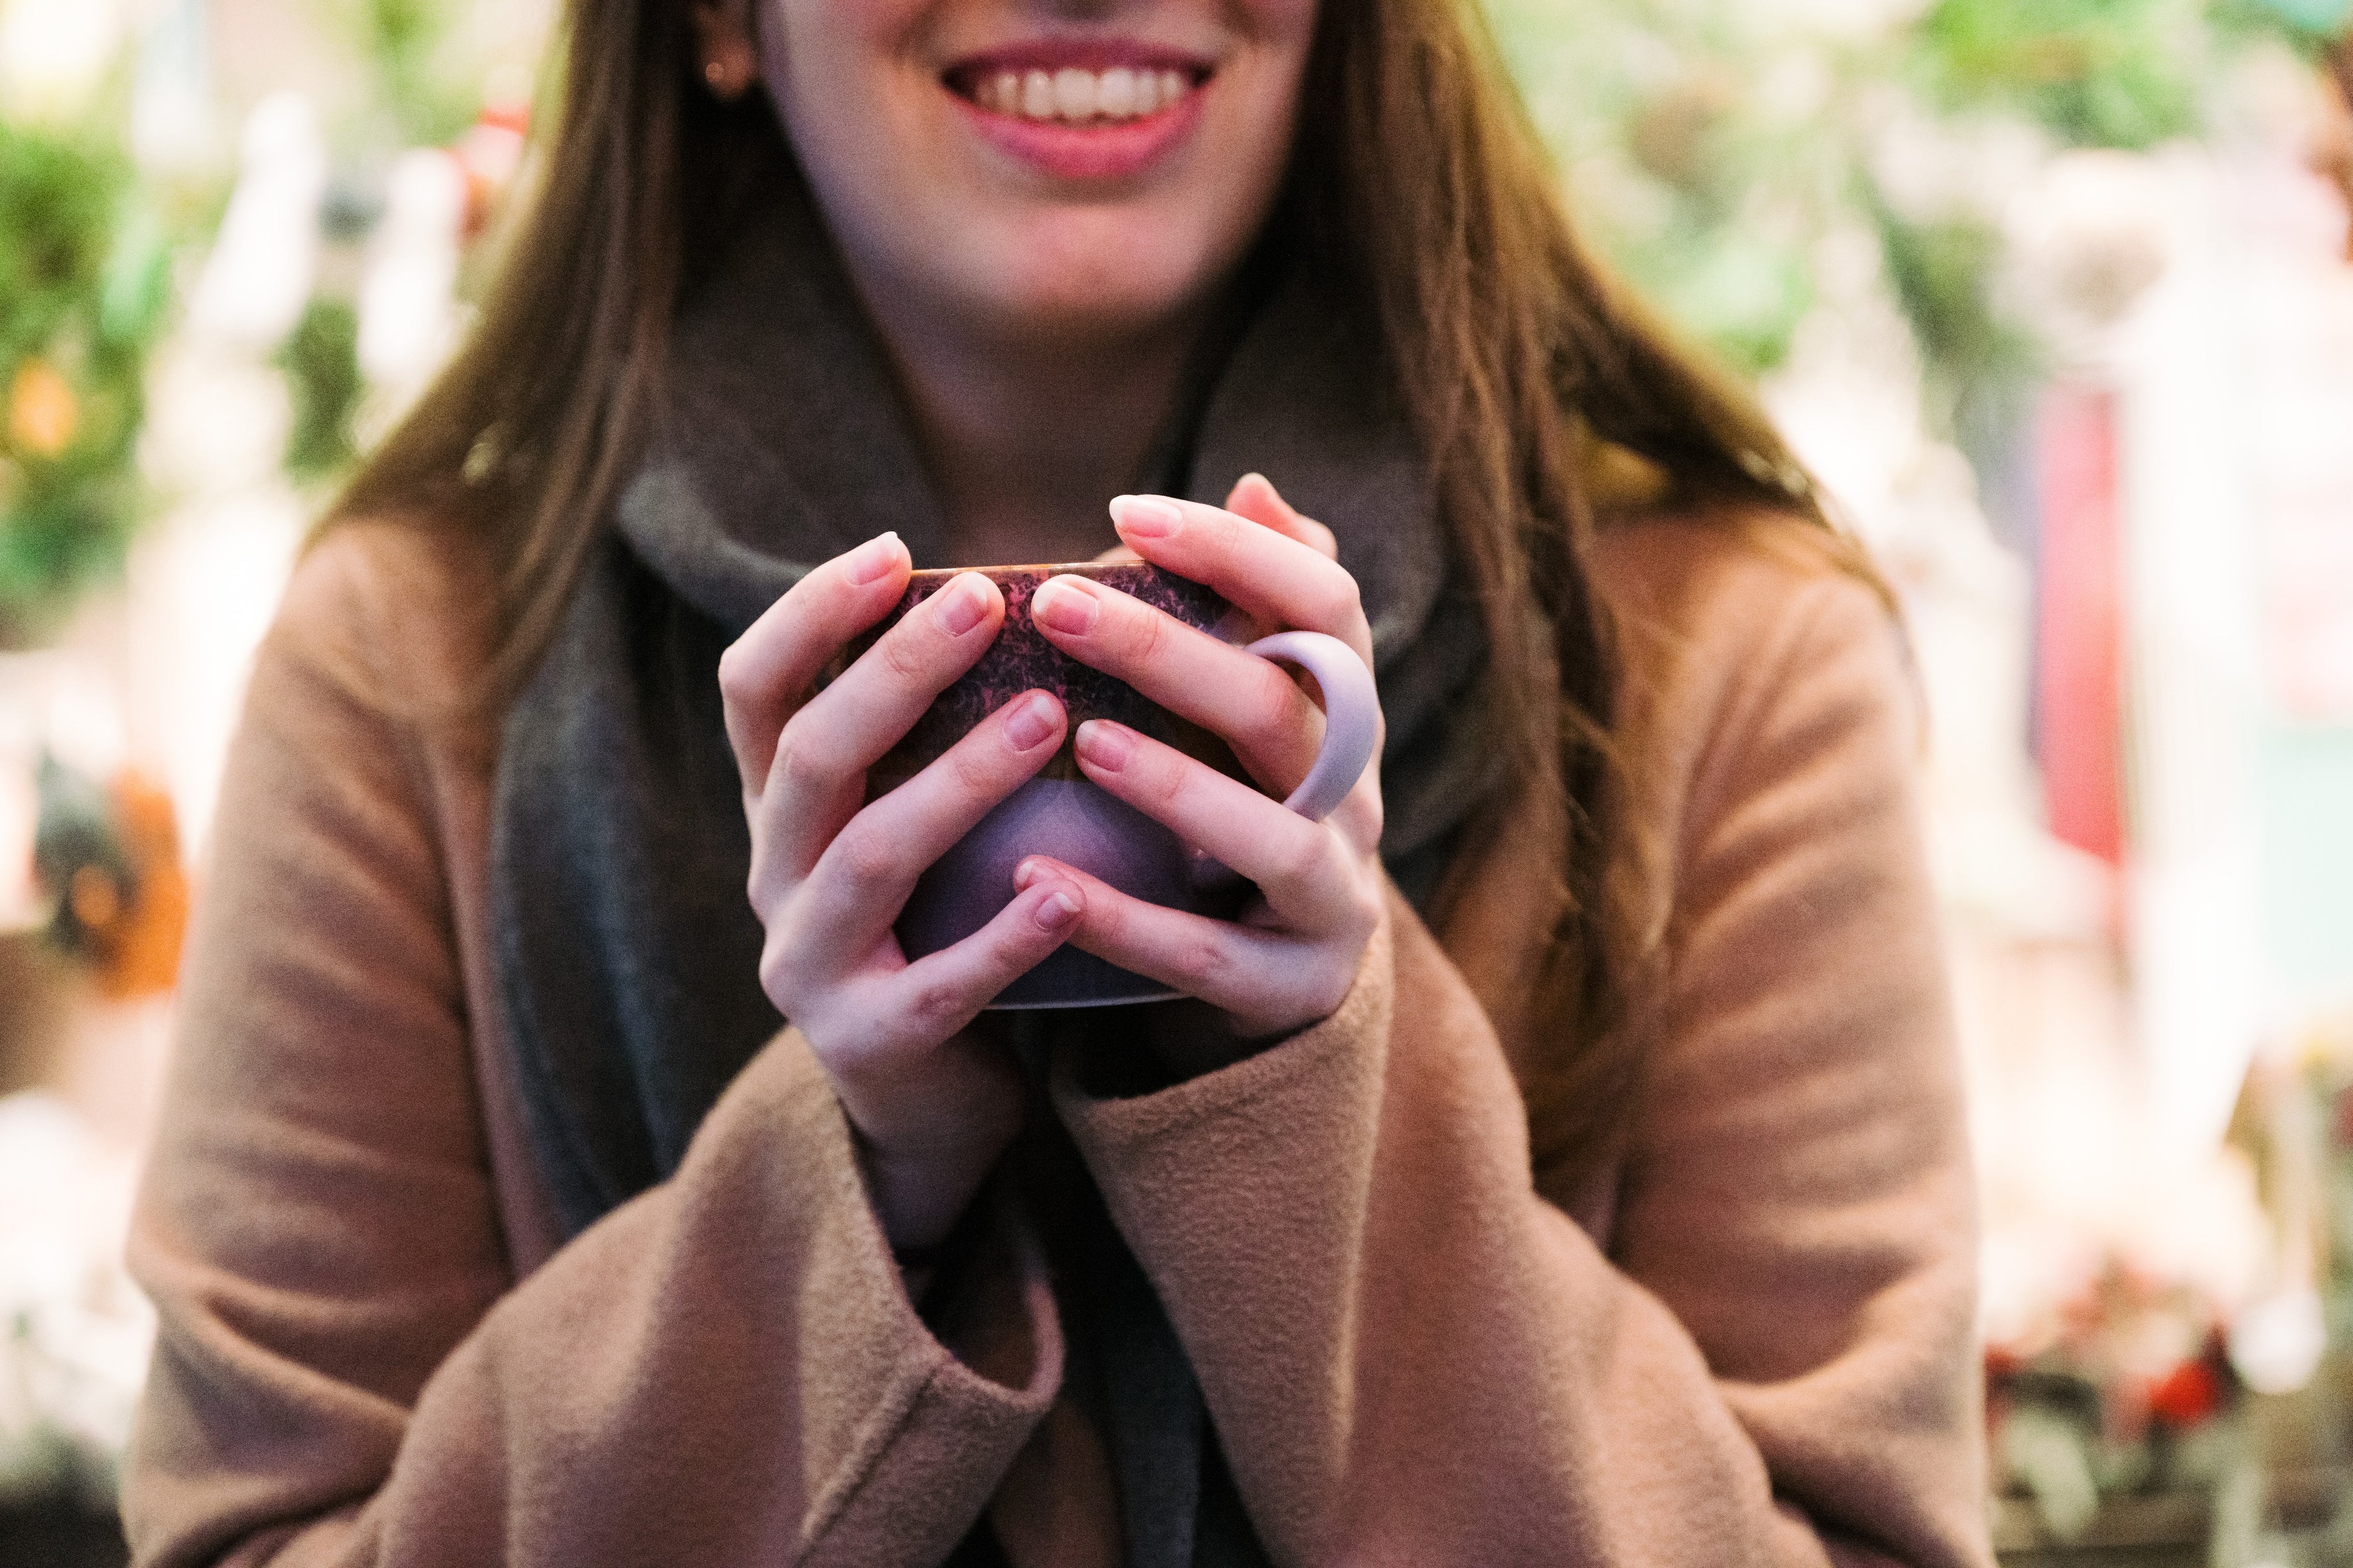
[123,509,1994,1567]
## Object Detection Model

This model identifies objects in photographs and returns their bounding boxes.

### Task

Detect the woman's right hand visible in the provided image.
[717,532,1084,1254]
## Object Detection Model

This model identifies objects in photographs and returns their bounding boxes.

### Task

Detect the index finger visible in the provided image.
[1108,495,1372,667]
[716,531,910,799]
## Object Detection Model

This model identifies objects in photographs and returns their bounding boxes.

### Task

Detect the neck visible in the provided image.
[853,287,1208,568]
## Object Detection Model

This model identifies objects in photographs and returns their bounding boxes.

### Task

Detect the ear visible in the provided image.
[689,0,759,100]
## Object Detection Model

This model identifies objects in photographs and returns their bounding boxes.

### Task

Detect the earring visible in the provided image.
[703,55,750,100]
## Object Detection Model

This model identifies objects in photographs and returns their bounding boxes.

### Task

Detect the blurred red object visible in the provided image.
[456,98,530,240]
[2146,1359,2222,1429]
[2035,384,2125,873]
[33,764,188,1000]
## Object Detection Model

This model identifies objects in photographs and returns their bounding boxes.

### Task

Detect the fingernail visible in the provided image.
[1014,855,1064,892]
[1035,888,1081,930]
[1032,575,1099,636]
[936,573,991,636]
[845,531,902,585]
[1074,719,1135,772]
[1004,692,1055,751]
[1111,495,1182,538]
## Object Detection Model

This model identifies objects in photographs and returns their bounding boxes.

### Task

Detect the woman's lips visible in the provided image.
[943,46,1212,182]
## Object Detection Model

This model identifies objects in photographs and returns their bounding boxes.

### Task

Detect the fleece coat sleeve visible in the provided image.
[1051,562,1994,1568]
[122,534,1060,1568]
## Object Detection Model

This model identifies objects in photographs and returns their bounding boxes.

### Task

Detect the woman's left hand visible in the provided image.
[1020,476,1386,1049]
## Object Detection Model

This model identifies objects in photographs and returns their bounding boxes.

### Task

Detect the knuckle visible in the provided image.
[898,973,969,1038]
[1121,598,1171,665]
[832,822,907,889]
[944,736,1007,797]
[1137,751,1190,815]
[1267,828,1328,892]
[1088,892,1132,947]
[715,642,756,706]
[744,845,775,909]
[758,937,798,1010]
[987,927,1050,981]
[771,718,836,794]
[1178,932,1234,991]
[1314,575,1365,633]
[879,625,934,686]
[1245,666,1310,749]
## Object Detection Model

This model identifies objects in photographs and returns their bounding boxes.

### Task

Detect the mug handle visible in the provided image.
[1243,630,1380,822]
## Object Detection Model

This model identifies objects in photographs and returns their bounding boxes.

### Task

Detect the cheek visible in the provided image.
[758,0,937,223]
[1242,0,1319,44]
[761,0,922,50]
[756,0,925,133]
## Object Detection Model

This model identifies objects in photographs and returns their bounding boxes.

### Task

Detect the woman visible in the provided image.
[125,0,1992,1563]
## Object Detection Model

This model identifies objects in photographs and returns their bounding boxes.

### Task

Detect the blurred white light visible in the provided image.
[186,91,327,352]
[2228,1287,2327,1395]
[1760,0,1933,43]
[358,149,467,400]
[129,0,215,175]
[0,0,121,118]
[139,349,292,495]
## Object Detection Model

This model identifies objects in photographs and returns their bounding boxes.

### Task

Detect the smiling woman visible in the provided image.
[121,2,1991,1566]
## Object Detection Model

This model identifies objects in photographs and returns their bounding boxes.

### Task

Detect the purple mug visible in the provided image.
[855,561,1381,1009]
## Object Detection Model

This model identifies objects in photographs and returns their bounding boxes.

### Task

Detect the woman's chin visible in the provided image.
[918,223,1230,343]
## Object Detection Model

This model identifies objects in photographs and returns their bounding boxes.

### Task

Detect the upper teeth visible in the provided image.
[974,66,1193,123]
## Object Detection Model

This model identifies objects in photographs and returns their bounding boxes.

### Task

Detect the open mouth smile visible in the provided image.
[941,42,1215,179]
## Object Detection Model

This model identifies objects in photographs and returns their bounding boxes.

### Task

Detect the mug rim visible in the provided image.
[902,560,1145,581]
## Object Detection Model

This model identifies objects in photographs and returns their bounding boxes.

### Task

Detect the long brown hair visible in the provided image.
[331,0,1838,1187]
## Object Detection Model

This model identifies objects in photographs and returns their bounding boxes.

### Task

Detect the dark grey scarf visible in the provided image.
[489,157,1496,1566]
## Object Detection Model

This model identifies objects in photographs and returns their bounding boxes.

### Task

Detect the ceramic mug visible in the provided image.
[853,561,1381,1009]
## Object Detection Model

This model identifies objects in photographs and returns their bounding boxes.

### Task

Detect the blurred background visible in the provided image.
[1,0,2350,1562]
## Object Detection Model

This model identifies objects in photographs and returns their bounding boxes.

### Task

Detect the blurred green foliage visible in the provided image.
[1909,0,2213,149]
[0,119,175,645]
[277,296,363,485]
[1488,0,2346,437]
[347,0,478,148]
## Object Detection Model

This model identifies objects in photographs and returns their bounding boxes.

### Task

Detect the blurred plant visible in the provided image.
[0,116,174,644]
[266,0,534,492]
[277,295,363,484]
[1908,0,2214,150]
[1985,1260,2247,1536]
[1489,0,2353,445]
[333,0,482,150]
